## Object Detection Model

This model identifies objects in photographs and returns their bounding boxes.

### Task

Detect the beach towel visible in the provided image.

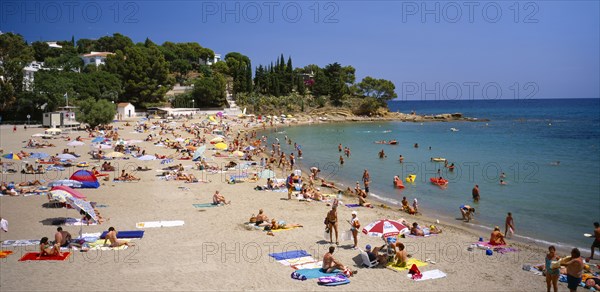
[0,250,14,258]
[294,268,341,279]
[100,230,144,239]
[494,247,519,254]
[345,204,362,208]
[292,261,323,270]
[387,259,428,272]
[318,275,350,286]
[19,252,71,261]
[475,242,506,249]
[269,226,300,233]
[64,218,98,226]
[1,239,39,247]
[406,269,447,281]
[87,239,129,250]
[193,203,220,208]
[269,250,311,261]
[405,234,438,239]
[282,256,317,266]
[136,221,184,228]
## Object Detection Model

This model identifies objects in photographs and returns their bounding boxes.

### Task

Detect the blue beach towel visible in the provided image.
[269,250,311,261]
[345,204,361,208]
[100,230,144,239]
[193,203,220,208]
[294,268,341,279]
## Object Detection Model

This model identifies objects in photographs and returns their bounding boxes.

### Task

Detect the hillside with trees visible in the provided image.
[0,32,397,123]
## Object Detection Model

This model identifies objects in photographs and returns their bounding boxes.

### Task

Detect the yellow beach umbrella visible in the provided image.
[232,150,244,157]
[210,137,224,143]
[209,116,216,122]
[214,143,228,150]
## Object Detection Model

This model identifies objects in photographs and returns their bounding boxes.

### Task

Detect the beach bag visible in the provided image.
[408,264,422,279]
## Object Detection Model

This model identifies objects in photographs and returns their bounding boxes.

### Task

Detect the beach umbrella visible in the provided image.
[57,153,77,160]
[232,150,244,157]
[91,137,105,143]
[259,169,276,179]
[105,152,125,158]
[138,155,156,161]
[2,153,21,160]
[65,197,98,223]
[49,189,72,203]
[67,141,85,147]
[29,152,49,159]
[48,180,83,188]
[362,219,409,238]
[45,128,62,134]
[216,112,223,118]
[208,116,216,122]
[243,146,255,151]
[70,169,99,188]
[210,137,224,143]
[192,146,206,161]
[214,142,228,150]
[51,185,86,199]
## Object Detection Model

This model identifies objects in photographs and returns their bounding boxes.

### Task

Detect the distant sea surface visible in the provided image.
[262,98,600,249]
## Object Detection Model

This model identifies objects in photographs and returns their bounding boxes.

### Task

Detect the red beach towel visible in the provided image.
[19,252,71,261]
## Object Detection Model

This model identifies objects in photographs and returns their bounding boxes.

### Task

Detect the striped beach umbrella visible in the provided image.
[2,153,21,160]
[362,219,409,238]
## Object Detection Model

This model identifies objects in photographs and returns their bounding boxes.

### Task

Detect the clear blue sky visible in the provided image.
[2,1,598,100]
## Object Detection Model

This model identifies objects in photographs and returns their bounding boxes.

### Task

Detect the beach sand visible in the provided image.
[0,120,572,291]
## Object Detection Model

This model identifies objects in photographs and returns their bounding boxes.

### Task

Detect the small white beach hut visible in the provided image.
[116,103,136,119]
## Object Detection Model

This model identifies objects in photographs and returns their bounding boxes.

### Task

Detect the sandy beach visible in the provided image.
[0,117,588,291]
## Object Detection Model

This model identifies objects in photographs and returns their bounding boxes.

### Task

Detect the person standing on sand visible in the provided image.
[349,211,360,249]
[326,205,339,245]
[561,248,584,292]
[472,185,480,202]
[286,172,294,200]
[545,245,560,292]
[591,222,600,259]
[505,213,515,238]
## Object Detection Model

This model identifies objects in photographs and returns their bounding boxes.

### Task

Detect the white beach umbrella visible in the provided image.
[67,141,85,147]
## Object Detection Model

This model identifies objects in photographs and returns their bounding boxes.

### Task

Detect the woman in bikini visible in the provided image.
[37,237,63,259]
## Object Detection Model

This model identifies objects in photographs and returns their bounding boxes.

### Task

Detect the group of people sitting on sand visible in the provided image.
[25,139,55,148]
[401,196,419,215]
[21,163,45,174]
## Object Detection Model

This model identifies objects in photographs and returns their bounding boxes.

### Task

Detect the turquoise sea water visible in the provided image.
[263,98,600,250]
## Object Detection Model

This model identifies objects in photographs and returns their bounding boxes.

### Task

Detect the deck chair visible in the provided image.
[359,249,379,268]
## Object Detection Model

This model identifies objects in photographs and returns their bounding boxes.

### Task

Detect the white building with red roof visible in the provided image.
[80,51,114,67]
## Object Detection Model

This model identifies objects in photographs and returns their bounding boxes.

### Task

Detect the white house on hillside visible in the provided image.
[199,54,221,66]
[23,61,45,91]
[46,42,62,48]
[116,102,136,119]
[81,51,114,67]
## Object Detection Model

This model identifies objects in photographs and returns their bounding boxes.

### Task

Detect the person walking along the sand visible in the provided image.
[505,212,515,238]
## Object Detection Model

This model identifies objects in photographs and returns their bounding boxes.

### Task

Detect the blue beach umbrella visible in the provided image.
[192,146,206,161]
